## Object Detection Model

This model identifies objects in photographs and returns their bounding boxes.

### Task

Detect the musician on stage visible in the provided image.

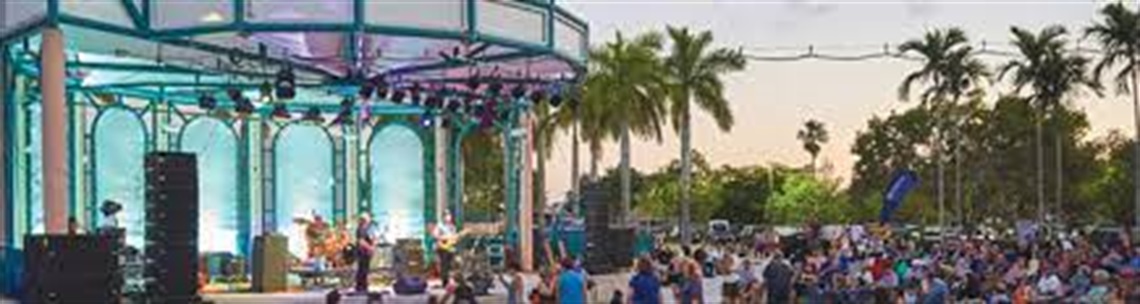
[354,213,376,293]
[433,212,459,287]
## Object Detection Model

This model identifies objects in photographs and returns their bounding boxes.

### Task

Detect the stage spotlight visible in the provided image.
[511,85,527,100]
[227,88,243,101]
[426,95,444,109]
[374,77,390,100]
[259,80,274,102]
[303,106,323,123]
[487,82,504,97]
[275,66,296,100]
[198,93,217,110]
[446,98,461,113]
[529,90,546,104]
[271,103,291,119]
[341,96,355,108]
[235,98,255,114]
[359,82,374,100]
[409,83,423,105]
[391,90,406,104]
[420,112,435,128]
[549,94,564,108]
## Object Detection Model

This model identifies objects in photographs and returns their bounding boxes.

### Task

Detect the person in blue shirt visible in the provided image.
[556,257,587,304]
[629,257,662,304]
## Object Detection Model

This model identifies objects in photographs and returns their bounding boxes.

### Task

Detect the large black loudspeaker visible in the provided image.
[22,234,123,304]
[579,182,634,274]
[144,152,200,303]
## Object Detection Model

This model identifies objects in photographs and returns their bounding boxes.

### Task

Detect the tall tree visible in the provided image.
[531,95,575,214]
[1000,25,1100,223]
[583,31,668,224]
[1087,3,1140,228]
[662,26,746,244]
[897,27,989,228]
[797,119,830,174]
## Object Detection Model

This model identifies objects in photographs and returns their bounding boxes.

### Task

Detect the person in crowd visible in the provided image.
[763,252,795,304]
[629,256,662,304]
[677,259,704,304]
[498,261,524,304]
[555,257,587,304]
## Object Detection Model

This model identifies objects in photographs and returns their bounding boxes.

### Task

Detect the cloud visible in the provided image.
[785,0,838,16]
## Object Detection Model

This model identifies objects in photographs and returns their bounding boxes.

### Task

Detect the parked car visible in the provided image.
[707,219,734,243]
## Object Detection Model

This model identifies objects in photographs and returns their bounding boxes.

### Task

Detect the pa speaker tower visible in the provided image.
[144,152,200,303]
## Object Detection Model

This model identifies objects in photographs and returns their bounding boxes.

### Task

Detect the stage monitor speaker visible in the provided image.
[144,152,200,302]
[252,234,288,293]
[23,234,123,304]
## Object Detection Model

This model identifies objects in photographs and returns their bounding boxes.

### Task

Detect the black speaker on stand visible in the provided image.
[144,152,200,303]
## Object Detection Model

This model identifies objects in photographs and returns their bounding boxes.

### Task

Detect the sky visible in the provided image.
[538,0,1140,202]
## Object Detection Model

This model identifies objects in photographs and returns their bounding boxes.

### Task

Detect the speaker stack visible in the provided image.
[22,234,123,303]
[580,182,634,274]
[144,152,200,303]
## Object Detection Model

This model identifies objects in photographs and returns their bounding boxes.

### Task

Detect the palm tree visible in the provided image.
[662,27,746,244]
[1000,25,1100,224]
[582,31,669,224]
[898,27,989,229]
[531,96,575,214]
[797,119,829,175]
[1087,3,1140,228]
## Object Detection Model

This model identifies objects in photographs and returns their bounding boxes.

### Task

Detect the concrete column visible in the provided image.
[41,28,69,234]
[519,113,534,271]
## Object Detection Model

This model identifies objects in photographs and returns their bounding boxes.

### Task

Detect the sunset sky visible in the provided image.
[539,0,1140,202]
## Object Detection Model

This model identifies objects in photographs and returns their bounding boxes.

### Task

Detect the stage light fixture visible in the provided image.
[271,103,291,119]
[488,82,504,97]
[235,97,255,114]
[409,83,423,105]
[358,82,374,100]
[426,95,444,109]
[446,98,461,113]
[420,112,435,128]
[303,106,323,123]
[549,94,564,108]
[198,93,217,110]
[375,79,390,100]
[275,66,296,100]
[391,90,406,104]
[259,80,274,102]
[226,88,243,101]
[511,85,527,100]
[529,90,546,104]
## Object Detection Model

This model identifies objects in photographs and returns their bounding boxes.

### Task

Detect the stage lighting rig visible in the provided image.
[275,66,296,100]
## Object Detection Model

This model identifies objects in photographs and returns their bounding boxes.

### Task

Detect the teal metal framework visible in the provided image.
[0,0,587,287]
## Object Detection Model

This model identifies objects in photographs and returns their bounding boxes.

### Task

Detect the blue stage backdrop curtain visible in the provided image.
[180,118,238,254]
[369,125,425,243]
[274,125,334,258]
[93,108,146,248]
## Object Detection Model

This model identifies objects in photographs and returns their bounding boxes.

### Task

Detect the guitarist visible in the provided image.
[354,213,376,293]
[433,213,460,287]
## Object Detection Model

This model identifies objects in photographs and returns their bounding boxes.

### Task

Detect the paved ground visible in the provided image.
[3,273,738,303]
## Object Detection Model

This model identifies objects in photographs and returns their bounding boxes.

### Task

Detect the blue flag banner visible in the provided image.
[880,169,918,223]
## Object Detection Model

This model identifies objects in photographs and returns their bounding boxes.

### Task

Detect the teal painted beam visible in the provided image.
[119,0,147,30]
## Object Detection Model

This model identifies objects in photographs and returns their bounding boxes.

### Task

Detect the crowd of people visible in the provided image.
[624,223,1140,304]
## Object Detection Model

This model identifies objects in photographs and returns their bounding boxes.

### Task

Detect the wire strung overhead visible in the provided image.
[740,41,1105,62]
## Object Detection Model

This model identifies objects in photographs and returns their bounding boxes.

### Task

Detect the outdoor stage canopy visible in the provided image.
[0,0,587,284]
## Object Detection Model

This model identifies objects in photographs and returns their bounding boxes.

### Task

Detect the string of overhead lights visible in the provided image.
[740,41,1105,62]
